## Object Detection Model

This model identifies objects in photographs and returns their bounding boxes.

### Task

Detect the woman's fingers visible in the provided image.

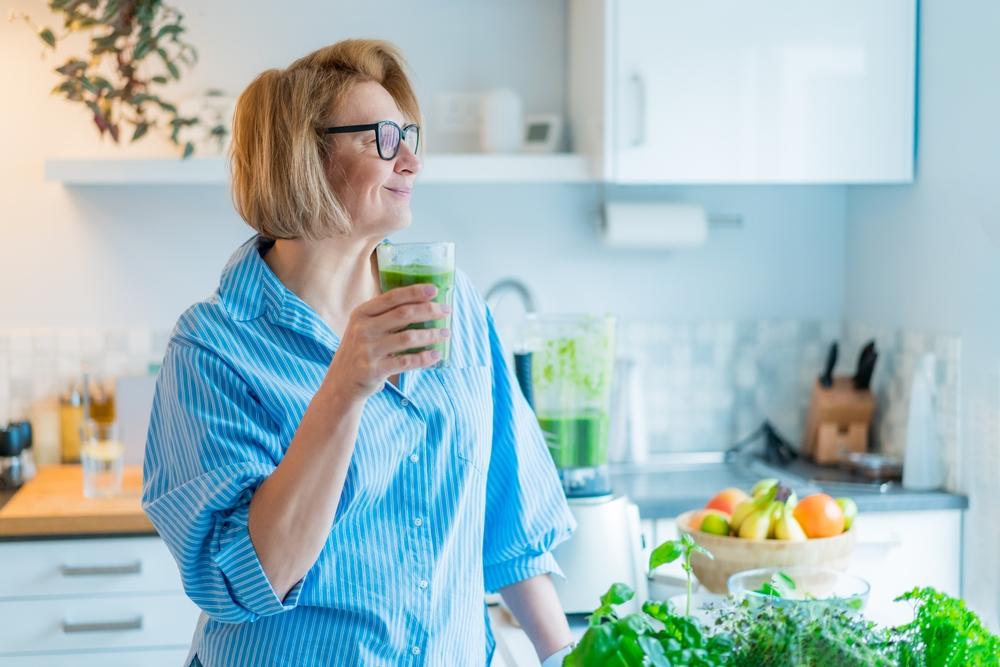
[354,284,437,319]
[373,326,450,358]
[369,301,450,334]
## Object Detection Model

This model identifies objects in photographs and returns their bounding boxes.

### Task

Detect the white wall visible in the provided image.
[844,0,1000,627]
[0,0,846,329]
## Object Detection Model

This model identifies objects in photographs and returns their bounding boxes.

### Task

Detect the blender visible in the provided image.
[514,314,647,614]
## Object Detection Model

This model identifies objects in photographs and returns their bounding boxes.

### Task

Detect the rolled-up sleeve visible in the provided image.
[142,339,306,623]
[482,308,576,593]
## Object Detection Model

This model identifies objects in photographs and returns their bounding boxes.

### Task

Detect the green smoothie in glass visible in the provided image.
[375,242,455,367]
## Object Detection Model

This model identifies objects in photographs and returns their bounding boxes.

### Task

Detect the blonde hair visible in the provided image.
[230,39,421,240]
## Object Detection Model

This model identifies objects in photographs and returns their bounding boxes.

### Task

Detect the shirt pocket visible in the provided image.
[433,365,493,473]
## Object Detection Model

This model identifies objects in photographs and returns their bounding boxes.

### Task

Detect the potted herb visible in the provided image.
[12,0,221,157]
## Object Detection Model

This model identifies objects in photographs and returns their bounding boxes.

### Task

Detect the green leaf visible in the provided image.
[182,142,194,159]
[152,76,168,84]
[166,60,180,80]
[39,28,57,48]
[134,39,153,60]
[689,542,713,560]
[131,122,149,142]
[776,571,797,590]
[636,636,670,667]
[648,540,683,571]
[156,24,184,39]
[614,613,652,639]
[600,583,634,608]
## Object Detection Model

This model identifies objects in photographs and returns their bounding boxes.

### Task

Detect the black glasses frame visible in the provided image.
[322,120,420,160]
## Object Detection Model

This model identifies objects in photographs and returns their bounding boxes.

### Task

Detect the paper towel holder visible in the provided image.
[599,202,742,249]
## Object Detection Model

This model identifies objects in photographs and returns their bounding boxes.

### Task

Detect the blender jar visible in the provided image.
[519,314,616,497]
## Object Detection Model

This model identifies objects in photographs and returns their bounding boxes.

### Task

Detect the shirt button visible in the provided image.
[419,579,429,589]
[409,453,419,463]
[400,398,410,408]
[411,646,421,656]
[413,517,423,527]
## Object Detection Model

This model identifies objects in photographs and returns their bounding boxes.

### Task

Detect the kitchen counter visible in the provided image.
[0,465,155,539]
[610,455,968,520]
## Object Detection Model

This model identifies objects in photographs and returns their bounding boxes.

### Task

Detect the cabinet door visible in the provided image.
[0,536,182,599]
[0,648,190,667]
[614,0,915,183]
[0,593,199,655]
[847,510,962,627]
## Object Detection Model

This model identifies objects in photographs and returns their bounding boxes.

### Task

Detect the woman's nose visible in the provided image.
[394,141,421,175]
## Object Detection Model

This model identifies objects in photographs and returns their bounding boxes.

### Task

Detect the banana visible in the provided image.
[751,478,779,498]
[729,499,757,533]
[774,503,808,541]
[766,501,783,539]
[785,490,799,510]
[739,506,772,540]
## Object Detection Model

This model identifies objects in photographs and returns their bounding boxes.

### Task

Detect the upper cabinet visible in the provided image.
[569,0,917,184]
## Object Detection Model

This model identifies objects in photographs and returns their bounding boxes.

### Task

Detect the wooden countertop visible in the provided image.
[0,465,154,539]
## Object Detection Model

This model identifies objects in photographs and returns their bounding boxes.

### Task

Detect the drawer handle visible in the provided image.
[60,561,142,576]
[62,616,143,633]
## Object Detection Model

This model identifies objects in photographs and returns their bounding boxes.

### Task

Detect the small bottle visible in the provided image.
[59,380,85,464]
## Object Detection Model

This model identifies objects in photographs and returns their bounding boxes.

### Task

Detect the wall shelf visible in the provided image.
[44,154,593,186]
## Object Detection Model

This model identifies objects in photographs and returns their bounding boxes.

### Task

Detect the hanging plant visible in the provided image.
[12,0,221,158]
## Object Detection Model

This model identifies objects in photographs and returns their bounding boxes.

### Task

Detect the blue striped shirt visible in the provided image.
[142,236,575,666]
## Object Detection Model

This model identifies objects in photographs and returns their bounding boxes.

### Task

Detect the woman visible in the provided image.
[142,40,576,666]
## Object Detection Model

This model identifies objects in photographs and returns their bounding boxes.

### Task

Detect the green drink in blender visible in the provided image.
[376,242,455,366]
[520,314,616,496]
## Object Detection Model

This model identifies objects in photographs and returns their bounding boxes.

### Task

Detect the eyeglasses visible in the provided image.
[322,120,420,160]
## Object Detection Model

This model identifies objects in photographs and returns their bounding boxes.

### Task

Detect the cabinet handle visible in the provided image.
[61,616,143,633]
[60,561,142,576]
[630,72,646,148]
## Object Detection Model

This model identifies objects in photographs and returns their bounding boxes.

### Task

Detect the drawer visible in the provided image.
[0,647,191,666]
[0,537,182,599]
[0,592,199,655]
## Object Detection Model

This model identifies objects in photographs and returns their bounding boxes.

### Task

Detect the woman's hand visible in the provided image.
[324,283,451,402]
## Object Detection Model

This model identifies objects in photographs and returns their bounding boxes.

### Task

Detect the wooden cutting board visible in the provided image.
[0,465,154,538]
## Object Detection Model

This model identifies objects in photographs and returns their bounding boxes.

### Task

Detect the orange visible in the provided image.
[793,493,846,538]
[705,487,750,515]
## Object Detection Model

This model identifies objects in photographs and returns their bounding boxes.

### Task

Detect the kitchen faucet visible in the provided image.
[484,278,537,316]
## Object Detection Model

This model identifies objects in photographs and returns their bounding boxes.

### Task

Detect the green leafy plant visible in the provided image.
[889,587,1000,667]
[564,537,733,666]
[753,571,797,598]
[710,596,895,667]
[563,582,734,667]
[12,0,214,157]
[649,532,711,616]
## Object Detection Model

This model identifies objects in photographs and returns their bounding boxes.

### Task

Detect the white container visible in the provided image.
[479,88,523,153]
[902,353,945,490]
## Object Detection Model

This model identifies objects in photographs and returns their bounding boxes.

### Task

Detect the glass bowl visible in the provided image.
[727,566,870,613]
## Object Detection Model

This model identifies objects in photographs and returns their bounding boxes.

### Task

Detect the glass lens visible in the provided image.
[378,122,401,158]
[402,125,419,155]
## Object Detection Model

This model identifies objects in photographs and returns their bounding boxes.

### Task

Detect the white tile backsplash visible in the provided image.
[0,319,963,489]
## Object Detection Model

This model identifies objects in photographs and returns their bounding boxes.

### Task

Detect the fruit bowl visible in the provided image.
[675,510,856,594]
[728,566,870,612]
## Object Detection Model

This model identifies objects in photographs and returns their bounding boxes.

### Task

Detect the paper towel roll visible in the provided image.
[602,202,708,249]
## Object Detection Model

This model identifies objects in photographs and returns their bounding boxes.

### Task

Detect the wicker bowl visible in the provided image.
[675,510,856,594]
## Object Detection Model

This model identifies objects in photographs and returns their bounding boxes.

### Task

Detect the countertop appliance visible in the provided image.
[514,313,648,614]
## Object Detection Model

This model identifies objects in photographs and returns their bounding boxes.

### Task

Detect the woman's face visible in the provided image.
[325,80,421,240]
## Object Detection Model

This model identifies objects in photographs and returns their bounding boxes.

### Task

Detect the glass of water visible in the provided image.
[80,420,124,498]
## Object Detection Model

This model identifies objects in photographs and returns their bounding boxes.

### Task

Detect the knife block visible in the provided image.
[803,377,876,465]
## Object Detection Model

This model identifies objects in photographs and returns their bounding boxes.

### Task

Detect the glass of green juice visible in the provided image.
[375,241,455,367]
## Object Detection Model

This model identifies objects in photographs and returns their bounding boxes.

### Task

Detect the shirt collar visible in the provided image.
[217,235,286,323]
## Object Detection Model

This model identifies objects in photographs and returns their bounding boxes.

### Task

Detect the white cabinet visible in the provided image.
[0,536,199,665]
[849,510,962,627]
[569,0,916,184]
